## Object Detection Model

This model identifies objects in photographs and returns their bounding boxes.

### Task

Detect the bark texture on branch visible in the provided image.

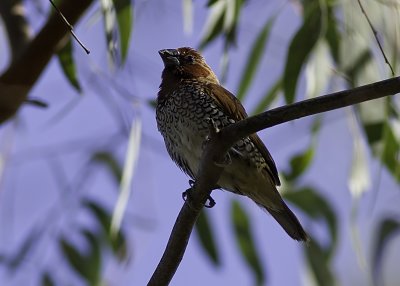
[148,76,400,286]
[0,0,94,124]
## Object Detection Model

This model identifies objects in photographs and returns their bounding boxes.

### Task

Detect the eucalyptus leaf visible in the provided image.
[57,40,81,92]
[305,238,335,286]
[283,2,322,104]
[237,17,275,100]
[231,200,265,286]
[251,78,281,115]
[194,210,220,265]
[112,0,133,63]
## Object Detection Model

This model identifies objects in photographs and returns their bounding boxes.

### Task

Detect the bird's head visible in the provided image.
[158,47,219,84]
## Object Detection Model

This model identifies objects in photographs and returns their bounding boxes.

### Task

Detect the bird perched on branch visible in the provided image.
[156,47,308,241]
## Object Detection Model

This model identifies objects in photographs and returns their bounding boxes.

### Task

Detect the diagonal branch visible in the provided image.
[148,76,400,286]
[0,0,94,124]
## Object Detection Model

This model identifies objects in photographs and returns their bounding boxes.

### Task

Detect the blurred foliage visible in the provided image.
[1,0,400,285]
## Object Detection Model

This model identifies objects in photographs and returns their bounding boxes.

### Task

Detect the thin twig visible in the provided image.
[49,0,90,54]
[148,76,400,286]
[357,0,395,76]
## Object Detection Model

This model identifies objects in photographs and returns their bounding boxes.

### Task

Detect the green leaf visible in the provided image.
[381,124,400,181]
[372,218,400,286]
[199,1,225,49]
[363,122,385,146]
[194,210,220,265]
[251,78,281,115]
[60,230,102,285]
[325,6,340,64]
[344,49,372,86]
[112,0,133,63]
[57,40,81,92]
[305,238,335,286]
[92,151,122,184]
[83,200,128,260]
[283,2,322,104]
[287,146,314,181]
[284,187,337,257]
[236,17,275,100]
[60,239,88,280]
[231,200,265,286]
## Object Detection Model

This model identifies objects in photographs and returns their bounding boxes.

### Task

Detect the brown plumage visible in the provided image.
[156,47,308,241]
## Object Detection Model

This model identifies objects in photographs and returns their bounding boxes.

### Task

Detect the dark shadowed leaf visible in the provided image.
[381,124,400,182]
[41,272,55,286]
[231,200,265,286]
[344,49,372,86]
[372,218,400,286]
[92,151,122,184]
[284,187,337,257]
[363,122,385,146]
[199,2,225,49]
[251,78,281,115]
[194,210,220,265]
[60,239,88,280]
[83,199,128,260]
[305,238,335,286]
[283,2,322,104]
[112,0,133,63]
[236,17,275,100]
[81,230,102,285]
[325,6,340,64]
[57,40,81,92]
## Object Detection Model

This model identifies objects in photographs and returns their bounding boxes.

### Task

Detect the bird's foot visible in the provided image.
[182,180,216,209]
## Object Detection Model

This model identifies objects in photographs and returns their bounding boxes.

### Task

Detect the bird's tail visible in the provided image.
[248,188,309,241]
[265,201,309,242]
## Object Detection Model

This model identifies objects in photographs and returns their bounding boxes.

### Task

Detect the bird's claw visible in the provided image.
[182,181,216,209]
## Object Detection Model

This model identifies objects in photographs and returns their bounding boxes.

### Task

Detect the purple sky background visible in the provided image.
[0,0,400,285]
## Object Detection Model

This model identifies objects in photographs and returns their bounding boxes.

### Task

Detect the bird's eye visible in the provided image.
[185,55,195,64]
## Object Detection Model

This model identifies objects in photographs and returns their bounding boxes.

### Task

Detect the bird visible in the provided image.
[156,47,308,241]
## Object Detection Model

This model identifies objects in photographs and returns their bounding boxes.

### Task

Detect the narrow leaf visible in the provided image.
[92,151,122,184]
[100,0,118,66]
[305,239,335,286]
[60,239,88,280]
[111,118,142,237]
[251,78,281,115]
[372,218,400,286]
[199,1,226,49]
[237,17,275,100]
[194,210,220,265]
[57,40,81,92]
[231,200,265,286]
[41,272,55,286]
[283,3,322,103]
[112,0,133,63]
[325,6,340,64]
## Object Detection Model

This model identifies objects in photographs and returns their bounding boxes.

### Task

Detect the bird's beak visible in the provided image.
[159,49,180,67]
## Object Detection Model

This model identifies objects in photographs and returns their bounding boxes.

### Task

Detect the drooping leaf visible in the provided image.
[199,1,226,49]
[111,118,142,237]
[305,238,335,286]
[381,123,400,182]
[372,218,400,286]
[344,49,372,86]
[237,17,275,100]
[251,78,281,115]
[363,122,385,146]
[194,210,220,265]
[112,0,133,63]
[60,239,88,280]
[283,2,322,104]
[83,199,128,260]
[80,230,102,285]
[92,151,122,184]
[325,6,341,64]
[57,39,82,92]
[284,187,337,257]
[231,200,265,286]
[100,0,118,66]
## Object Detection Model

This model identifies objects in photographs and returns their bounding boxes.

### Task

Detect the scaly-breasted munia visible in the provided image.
[156,47,308,241]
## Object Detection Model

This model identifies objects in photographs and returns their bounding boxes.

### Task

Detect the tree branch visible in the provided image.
[148,76,400,286]
[0,0,94,124]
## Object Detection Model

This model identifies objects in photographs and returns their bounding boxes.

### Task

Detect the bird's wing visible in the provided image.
[206,83,281,186]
